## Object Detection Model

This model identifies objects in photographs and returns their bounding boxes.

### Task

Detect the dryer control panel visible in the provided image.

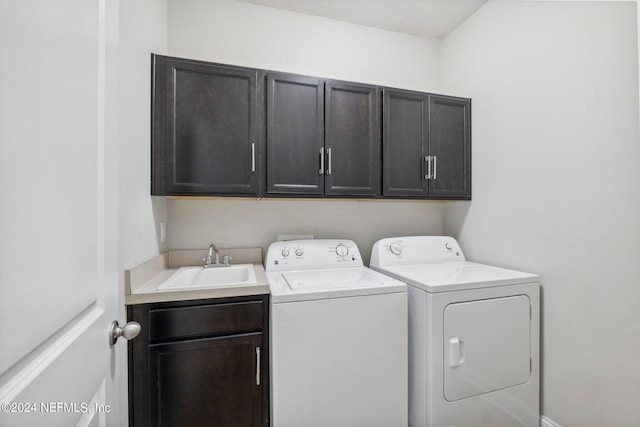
[265,239,363,272]
[370,236,466,267]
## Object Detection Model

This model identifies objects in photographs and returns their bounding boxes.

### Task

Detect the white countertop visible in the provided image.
[125,248,269,305]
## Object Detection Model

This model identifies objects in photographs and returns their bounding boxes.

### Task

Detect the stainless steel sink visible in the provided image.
[158,264,257,290]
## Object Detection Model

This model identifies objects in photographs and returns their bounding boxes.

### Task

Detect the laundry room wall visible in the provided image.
[441,2,640,426]
[119,0,169,424]
[119,0,169,271]
[165,0,445,262]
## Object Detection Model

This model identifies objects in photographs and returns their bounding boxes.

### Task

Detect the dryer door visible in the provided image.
[443,295,531,401]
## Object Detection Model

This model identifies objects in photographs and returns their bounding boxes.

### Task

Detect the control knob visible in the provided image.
[295,248,304,257]
[281,249,290,258]
[389,242,403,255]
[335,244,349,257]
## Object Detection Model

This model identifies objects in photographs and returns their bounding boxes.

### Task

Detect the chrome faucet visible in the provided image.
[203,244,232,268]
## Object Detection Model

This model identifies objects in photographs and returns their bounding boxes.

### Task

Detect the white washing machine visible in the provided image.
[370,236,540,427]
[265,239,408,427]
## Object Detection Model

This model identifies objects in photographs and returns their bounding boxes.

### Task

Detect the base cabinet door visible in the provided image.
[150,334,263,427]
[128,296,270,427]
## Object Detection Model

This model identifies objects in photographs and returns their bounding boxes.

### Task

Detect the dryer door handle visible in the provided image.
[449,337,465,368]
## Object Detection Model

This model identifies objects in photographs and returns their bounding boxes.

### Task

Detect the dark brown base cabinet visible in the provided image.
[128,295,270,427]
[152,54,471,200]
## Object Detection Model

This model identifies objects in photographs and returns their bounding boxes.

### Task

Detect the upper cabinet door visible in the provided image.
[324,81,381,197]
[266,73,324,195]
[152,55,260,196]
[427,95,471,200]
[382,89,430,198]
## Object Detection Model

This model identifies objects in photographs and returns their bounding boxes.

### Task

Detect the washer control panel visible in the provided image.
[370,236,466,267]
[265,239,363,272]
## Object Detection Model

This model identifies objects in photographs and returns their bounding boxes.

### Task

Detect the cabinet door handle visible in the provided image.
[256,347,261,386]
[250,143,256,173]
[319,147,325,175]
[432,155,437,180]
[425,156,431,180]
[326,148,332,175]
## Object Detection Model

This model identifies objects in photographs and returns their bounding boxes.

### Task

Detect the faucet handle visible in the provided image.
[223,255,232,265]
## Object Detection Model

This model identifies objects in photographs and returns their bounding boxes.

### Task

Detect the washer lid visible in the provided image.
[267,267,407,303]
[283,268,386,291]
[372,262,538,293]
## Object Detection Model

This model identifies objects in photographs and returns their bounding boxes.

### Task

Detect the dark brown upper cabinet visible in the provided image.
[383,89,471,200]
[324,81,380,197]
[266,74,380,197]
[152,55,264,196]
[152,54,470,200]
[427,95,471,199]
[266,73,324,195]
[382,89,430,198]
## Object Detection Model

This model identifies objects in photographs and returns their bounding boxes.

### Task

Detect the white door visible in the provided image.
[0,1,123,426]
[443,295,532,402]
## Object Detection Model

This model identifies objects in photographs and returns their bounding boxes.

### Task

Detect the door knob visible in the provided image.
[109,320,141,345]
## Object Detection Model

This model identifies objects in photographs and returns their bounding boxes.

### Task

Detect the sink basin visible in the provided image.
[158,264,257,290]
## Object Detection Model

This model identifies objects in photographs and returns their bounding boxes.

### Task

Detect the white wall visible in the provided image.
[118,0,168,424]
[166,0,445,262]
[168,199,443,264]
[441,2,640,426]
[168,0,441,92]
[119,0,169,272]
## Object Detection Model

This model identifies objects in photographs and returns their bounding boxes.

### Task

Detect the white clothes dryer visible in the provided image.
[265,239,408,427]
[370,236,540,427]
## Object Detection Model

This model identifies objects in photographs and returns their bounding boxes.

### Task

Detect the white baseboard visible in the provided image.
[541,415,562,427]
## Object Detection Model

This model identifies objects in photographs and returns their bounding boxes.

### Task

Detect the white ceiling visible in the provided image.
[235,0,488,38]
